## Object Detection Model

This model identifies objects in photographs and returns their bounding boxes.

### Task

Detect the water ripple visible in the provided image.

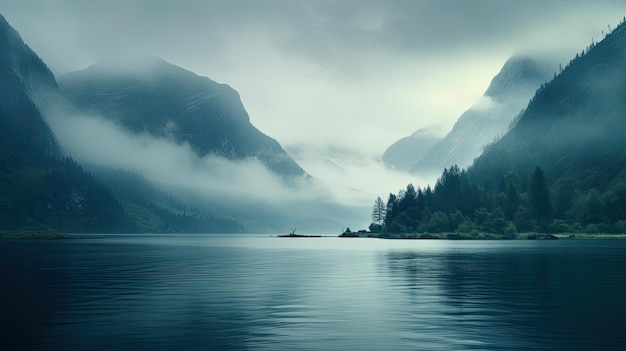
[2,236,626,350]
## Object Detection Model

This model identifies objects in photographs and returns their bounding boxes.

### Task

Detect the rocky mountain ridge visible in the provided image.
[58,58,307,179]
[0,14,134,232]
[383,56,552,175]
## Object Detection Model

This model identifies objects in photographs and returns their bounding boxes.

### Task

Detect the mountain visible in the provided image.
[377,18,626,236]
[382,127,441,171]
[0,15,61,163]
[404,56,551,174]
[57,58,307,179]
[0,14,134,232]
[83,164,244,233]
[468,20,626,191]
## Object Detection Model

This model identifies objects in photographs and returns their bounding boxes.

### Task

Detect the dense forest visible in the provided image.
[373,17,626,237]
[373,165,626,236]
[86,165,244,233]
[0,157,136,232]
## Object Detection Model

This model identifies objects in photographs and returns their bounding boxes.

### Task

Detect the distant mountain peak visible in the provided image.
[59,60,307,178]
[0,12,62,159]
[0,12,8,27]
[0,13,57,93]
[84,56,199,80]
[0,13,14,32]
[0,12,137,232]
[382,127,442,171]
[468,18,626,190]
[91,55,166,67]
[484,56,551,101]
[398,55,552,174]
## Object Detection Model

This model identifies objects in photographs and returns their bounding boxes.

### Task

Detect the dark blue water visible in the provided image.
[2,235,626,350]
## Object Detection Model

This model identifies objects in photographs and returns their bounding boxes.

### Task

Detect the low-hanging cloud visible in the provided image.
[470,96,497,112]
[287,143,439,203]
[40,99,369,232]
[5,0,626,159]
[5,1,626,231]
[49,113,299,202]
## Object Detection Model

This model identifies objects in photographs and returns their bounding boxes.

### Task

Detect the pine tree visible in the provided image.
[384,193,397,227]
[371,196,386,226]
[554,178,575,219]
[529,167,552,228]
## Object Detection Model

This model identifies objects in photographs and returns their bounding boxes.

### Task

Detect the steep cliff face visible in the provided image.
[0,14,135,232]
[58,59,307,179]
[0,14,61,163]
[377,19,626,237]
[401,56,551,174]
[468,21,626,190]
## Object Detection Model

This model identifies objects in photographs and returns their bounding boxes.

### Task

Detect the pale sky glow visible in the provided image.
[3,0,626,206]
[5,1,625,153]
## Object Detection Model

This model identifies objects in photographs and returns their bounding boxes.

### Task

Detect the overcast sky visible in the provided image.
[4,1,626,155]
[3,1,626,200]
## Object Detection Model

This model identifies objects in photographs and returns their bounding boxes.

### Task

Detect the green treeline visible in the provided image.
[374,165,626,236]
[0,157,135,232]
[86,165,244,233]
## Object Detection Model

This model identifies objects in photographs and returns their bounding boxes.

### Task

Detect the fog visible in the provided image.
[5,0,625,158]
[41,98,370,232]
[42,95,432,231]
[50,114,298,201]
[287,144,438,202]
[4,1,626,230]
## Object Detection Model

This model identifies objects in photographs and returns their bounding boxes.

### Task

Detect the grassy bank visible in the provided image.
[0,231,71,240]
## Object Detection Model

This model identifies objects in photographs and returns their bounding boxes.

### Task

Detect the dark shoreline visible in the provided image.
[339,232,626,240]
[0,231,72,240]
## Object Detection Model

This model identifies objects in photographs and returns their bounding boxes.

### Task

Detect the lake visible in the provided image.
[2,235,626,350]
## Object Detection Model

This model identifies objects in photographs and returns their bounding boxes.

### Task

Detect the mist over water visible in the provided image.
[286,144,436,205]
[40,98,370,232]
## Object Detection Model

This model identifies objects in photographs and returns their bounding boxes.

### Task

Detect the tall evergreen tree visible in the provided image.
[371,196,386,226]
[529,167,552,228]
[398,184,418,212]
[434,165,461,212]
[384,193,398,226]
[504,184,520,220]
[554,178,575,219]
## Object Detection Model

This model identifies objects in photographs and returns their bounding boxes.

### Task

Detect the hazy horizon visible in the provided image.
[3,1,626,228]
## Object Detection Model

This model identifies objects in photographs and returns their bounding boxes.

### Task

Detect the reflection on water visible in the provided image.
[1,236,626,350]
[385,243,626,350]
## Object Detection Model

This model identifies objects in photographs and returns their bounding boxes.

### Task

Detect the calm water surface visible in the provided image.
[2,235,626,350]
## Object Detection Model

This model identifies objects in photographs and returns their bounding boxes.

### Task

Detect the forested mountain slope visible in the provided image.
[379,18,626,235]
[412,56,550,173]
[58,59,307,179]
[382,56,550,174]
[0,14,134,232]
[469,20,626,191]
